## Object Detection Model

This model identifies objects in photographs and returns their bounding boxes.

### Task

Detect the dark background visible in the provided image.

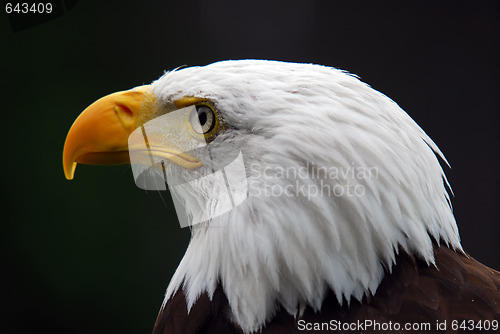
[1,1,499,333]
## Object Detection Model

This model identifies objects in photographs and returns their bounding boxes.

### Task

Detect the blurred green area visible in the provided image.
[1,1,499,333]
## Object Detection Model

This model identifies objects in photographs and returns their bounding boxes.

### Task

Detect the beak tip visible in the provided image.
[64,161,76,180]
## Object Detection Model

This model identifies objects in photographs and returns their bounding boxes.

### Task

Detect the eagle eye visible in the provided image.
[190,103,217,135]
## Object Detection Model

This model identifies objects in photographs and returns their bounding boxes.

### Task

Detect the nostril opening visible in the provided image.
[115,105,133,118]
[115,104,135,127]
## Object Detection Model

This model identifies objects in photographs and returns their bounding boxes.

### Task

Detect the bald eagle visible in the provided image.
[63,60,500,333]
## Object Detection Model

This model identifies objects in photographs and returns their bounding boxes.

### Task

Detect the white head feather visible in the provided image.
[150,60,461,333]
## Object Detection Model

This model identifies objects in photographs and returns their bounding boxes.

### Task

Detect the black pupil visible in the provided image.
[197,106,208,125]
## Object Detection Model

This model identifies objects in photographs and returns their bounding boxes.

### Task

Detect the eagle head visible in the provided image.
[63,60,461,332]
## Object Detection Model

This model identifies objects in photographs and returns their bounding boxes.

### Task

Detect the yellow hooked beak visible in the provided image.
[63,85,202,180]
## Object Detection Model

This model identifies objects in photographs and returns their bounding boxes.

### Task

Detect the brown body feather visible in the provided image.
[153,243,500,333]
